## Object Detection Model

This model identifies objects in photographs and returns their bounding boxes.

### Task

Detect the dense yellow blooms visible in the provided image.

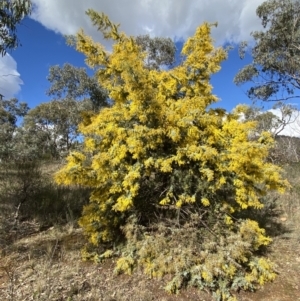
[55,11,288,250]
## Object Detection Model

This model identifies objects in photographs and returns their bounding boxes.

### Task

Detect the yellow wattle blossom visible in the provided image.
[52,12,292,300]
[201,198,210,207]
[55,11,288,255]
[224,215,233,225]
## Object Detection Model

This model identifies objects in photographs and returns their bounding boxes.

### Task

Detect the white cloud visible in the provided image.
[0,54,23,99]
[269,109,300,138]
[236,108,300,138]
[31,0,265,45]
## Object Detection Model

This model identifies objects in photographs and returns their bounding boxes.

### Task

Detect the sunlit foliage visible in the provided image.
[55,11,288,300]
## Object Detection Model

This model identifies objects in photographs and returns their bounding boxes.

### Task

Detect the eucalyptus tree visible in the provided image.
[234,0,300,103]
[47,63,108,112]
[0,0,32,55]
[0,97,29,159]
[23,98,92,159]
[135,34,176,70]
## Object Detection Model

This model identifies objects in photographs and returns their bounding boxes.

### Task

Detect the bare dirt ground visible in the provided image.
[0,218,299,301]
[1,163,300,301]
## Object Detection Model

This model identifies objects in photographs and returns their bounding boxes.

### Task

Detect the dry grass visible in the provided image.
[0,224,214,301]
[0,163,300,301]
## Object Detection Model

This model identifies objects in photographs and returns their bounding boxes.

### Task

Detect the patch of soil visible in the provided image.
[0,222,299,301]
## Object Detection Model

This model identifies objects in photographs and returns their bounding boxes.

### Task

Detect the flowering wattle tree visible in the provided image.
[55,11,288,300]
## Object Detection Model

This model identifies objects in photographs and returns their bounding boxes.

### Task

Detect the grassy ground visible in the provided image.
[0,163,300,301]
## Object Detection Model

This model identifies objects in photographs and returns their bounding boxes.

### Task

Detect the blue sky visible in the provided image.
[11,17,88,107]
[2,18,254,112]
[0,0,268,112]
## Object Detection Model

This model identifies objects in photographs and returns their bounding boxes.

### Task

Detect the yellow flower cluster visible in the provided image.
[55,11,288,246]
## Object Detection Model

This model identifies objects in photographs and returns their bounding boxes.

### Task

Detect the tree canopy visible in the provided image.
[0,97,29,159]
[135,34,176,70]
[23,99,89,159]
[0,0,32,55]
[234,0,300,103]
[236,103,297,138]
[47,63,108,112]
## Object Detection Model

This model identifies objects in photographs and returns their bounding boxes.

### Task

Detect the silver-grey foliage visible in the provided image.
[23,99,92,159]
[234,0,300,103]
[47,63,108,112]
[135,35,176,70]
[0,0,32,55]
[0,98,29,159]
